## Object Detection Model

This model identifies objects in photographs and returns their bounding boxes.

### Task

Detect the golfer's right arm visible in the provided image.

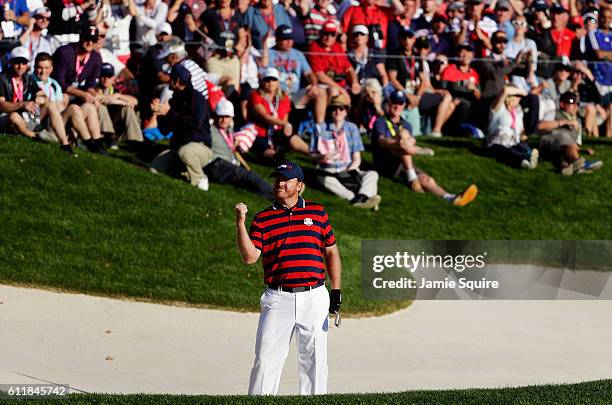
[235,203,261,264]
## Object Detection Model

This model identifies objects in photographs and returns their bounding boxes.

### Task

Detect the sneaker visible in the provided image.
[453,184,478,207]
[428,131,442,138]
[37,129,57,143]
[353,194,382,210]
[529,148,539,170]
[410,179,424,193]
[59,144,74,155]
[521,159,531,170]
[561,158,585,176]
[197,175,209,191]
[415,146,435,156]
[578,160,603,174]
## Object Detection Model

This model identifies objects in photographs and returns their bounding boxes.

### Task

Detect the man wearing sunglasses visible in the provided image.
[308,20,361,101]
[538,91,604,175]
[19,7,54,67]
[475,30,529,129]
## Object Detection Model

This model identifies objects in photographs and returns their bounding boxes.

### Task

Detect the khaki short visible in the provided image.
[540,130,576,156]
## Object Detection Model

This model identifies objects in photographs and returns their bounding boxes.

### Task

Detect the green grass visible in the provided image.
[3,379,612,404]
[0,135,611,315]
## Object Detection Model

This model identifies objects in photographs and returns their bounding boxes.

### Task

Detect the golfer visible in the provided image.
[235,161,342,395]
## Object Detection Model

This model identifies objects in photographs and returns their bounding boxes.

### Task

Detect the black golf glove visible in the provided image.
[329,289,342,314]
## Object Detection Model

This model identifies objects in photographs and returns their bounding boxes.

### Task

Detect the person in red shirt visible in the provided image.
[341,0,405,49]
[440,43,481,129]
[550,3,576,58]
[246,67,309,160]
[307,21,361,102]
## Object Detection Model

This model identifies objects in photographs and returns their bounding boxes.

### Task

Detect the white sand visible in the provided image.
[1,284,611,395]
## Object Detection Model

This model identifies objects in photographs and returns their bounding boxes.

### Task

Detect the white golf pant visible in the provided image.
[248,285,330,395]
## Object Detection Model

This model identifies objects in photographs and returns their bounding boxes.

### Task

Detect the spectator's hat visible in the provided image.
[352,24,369,36]
[158,37,186,58]
[155,22,173,36]
[389,90,408,105]
[322,20,338,34]
[269,162,305,182]
[33,7,51,17]
[100,63,115,77]
[275,25,294,40]
[468,0,483,5]
[447,1,465,11]
[215,98,235,117]
[170,64,192,83]
[532,0,548,11]
[551,3,568,13]
[583,12,598,23]
[262,67,280,80]
[329,94,350,108]
[81,25,99,42]
[554,61,573,72]
[495,0,511,10]
[432,13,448,24]
[399,26,415,38]
[457,41,475,52]
[10,46,30,63]
[560,91,578,104]
[414,35,431,49]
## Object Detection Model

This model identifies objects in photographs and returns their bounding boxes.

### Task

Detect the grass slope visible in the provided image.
[3,379,612,404]
[0,136,611,314]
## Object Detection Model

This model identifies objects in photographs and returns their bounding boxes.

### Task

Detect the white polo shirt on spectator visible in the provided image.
[487,105,524,148]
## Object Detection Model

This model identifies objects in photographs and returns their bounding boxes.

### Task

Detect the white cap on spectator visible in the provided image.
[33,7,51,17]
[155,22,173,35]
[158,38,185,58]
[10,46,30,61]
[352,24,369,36]
[262,67,280,80]
[215,99,235,117]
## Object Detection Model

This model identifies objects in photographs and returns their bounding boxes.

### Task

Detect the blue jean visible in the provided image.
[490,143,532,168]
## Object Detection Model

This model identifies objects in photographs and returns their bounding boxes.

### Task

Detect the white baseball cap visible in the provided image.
[33,7,51,17]
[352,24,369,36]
[155,22,173,35]
[215,98,235,117]
[261,67,280,80]
[158,38,185,58]
[10,46,30,62]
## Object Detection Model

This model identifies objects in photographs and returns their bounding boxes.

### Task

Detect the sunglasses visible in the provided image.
[12,60,28,66]
[513,20,527,27]
[494,37,508,44]
[262,77,278,82]
[322,32,336,37]
[35,16,50,20]
[585,17,597,23]
[329,105,347,112]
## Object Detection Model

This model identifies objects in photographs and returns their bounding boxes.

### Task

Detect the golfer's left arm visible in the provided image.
[325,244,342,290]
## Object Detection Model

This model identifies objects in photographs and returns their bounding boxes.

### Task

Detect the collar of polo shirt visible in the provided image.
[273,196,306,211]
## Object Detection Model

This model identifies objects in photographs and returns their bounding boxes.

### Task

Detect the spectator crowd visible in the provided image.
[1,0,610,208]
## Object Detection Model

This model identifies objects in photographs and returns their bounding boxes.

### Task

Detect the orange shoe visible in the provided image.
[453,184,478,207]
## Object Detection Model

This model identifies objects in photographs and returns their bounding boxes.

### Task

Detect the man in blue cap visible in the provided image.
[235,161,342,395]
[372,90,478,206]
[149,65,213,190]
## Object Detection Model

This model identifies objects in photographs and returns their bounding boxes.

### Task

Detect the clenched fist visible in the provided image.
[235,203,248,225]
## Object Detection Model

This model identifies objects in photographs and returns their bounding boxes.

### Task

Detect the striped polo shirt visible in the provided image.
[249,196,336,288]
[179,58,209,99]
